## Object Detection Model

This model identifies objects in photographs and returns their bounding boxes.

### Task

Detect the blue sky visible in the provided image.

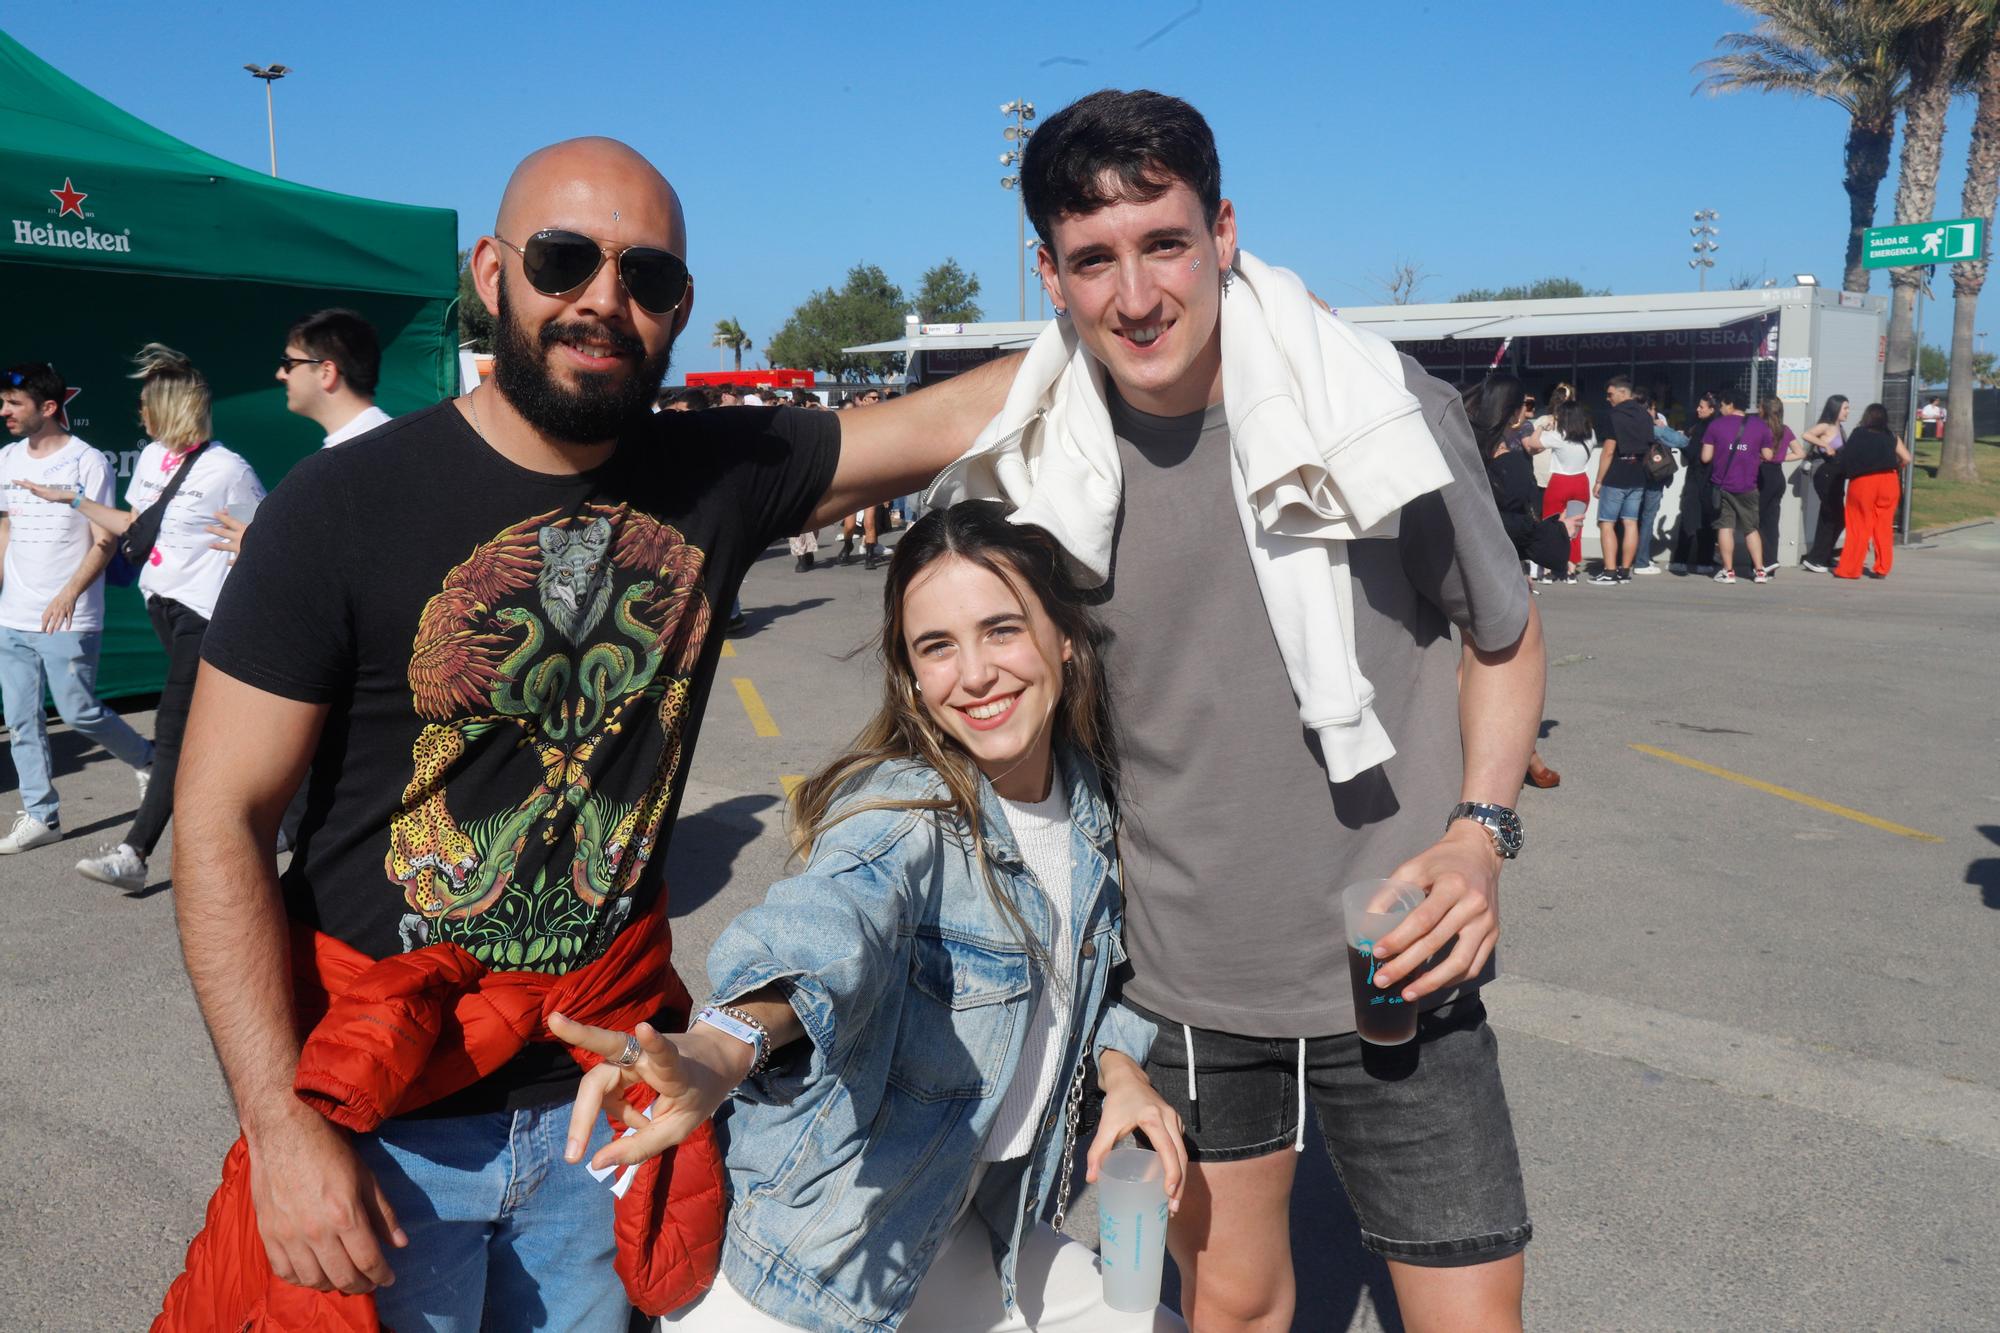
[9,2,1992,368]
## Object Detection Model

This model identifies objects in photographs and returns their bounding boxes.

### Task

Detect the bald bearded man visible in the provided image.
[164,139,1017,1328]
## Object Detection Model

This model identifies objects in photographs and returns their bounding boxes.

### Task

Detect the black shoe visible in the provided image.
[837,535,855,565]
[795,553,814,573]
[864,545,883,571]
[724,613,748,634]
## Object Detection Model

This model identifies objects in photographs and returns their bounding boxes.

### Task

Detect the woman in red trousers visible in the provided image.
[1832,402,1911,580]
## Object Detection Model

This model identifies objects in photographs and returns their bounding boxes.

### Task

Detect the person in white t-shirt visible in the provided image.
[19,345,263,893]
[0,362,155,854]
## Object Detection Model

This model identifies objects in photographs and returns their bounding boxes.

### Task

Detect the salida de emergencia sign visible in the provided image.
[1863,218,1985,270]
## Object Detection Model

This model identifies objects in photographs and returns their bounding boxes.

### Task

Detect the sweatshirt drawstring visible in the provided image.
[1182,1024,1199,1134]
[1294,1038,1307,1152]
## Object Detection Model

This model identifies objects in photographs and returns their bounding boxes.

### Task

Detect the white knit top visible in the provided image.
[980,780,1077,1162]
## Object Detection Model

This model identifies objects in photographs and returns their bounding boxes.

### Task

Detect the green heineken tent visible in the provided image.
[0,29,458,697]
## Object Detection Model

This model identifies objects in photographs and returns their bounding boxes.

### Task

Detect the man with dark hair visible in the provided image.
[0,362,153,853]
[279,308,389,447]
[1700,385,1772,584]
[160,137,1017,1327]
[1591,374,1652,583]
[940,88,1540,1332]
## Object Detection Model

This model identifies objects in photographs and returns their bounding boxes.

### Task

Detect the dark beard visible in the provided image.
[491,275,673,444]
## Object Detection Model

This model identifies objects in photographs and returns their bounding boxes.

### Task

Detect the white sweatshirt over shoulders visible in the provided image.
[927,250,1453,781]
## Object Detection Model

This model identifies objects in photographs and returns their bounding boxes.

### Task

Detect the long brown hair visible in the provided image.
[1761,396,1790,453]
[789,500,1117,950]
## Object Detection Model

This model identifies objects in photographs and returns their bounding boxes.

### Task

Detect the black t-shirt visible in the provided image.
[1838,426,1900,477]
[1601,401,1655,489]
[202,402,840,1113]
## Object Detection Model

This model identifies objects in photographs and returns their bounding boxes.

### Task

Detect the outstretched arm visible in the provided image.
[810,353,1023,528]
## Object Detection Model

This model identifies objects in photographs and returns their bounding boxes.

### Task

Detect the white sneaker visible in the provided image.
[77,843,148,895]
[135,765,152,804]
[0,812,61,854]
[1632,563,1661,575]
[1801,559,1830,573]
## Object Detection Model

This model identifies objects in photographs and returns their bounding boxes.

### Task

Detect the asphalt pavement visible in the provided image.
[3,520,1996,1330]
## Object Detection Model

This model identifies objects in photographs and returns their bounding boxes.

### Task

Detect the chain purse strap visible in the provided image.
[1049,1052,1090,1231]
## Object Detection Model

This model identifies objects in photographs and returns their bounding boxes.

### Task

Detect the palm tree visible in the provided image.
[711,317,752,372]
[1696,1,1909,294]
[1881,2,1987,376]
[1943,27,2000,484]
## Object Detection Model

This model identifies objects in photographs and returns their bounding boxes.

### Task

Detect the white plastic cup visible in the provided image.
[1098,1146,1169,1314]
[1341,879,1428,1046]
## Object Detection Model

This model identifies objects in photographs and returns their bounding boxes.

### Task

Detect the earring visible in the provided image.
[1052,306,1068,318]
[915,681,923,695]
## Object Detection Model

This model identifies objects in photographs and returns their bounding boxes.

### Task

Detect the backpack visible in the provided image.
[1643,437,1679,483]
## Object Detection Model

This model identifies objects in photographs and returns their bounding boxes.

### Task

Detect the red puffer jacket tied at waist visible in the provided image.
[153,902,725,1331]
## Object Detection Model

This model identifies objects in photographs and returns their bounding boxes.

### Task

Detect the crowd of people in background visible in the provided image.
[1474,374,1911,591]
[0,308,388,885]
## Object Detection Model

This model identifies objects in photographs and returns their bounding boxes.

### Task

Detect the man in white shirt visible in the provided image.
[211,309,389,558]
[280,308,391,447]
[0,362,153,853]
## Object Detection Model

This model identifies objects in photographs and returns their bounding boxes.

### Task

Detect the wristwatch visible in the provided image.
[1446,802,1523,860]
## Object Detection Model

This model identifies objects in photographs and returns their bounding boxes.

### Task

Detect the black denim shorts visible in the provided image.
[1133,994,1532,1268]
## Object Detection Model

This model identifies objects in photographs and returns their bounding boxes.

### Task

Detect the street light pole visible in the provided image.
[1689,209,1719,291]
[1000,99,1036,320]
[244,63,291,177]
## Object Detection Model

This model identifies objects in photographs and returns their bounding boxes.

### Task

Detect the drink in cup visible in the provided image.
[1098,1146,1169,1313]
[1341,879,1427,1046]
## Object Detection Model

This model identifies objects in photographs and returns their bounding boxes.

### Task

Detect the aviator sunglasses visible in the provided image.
[493,229,691,314]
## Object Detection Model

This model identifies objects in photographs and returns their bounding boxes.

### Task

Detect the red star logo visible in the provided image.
[58,386,80,433]
[50,178,87,218]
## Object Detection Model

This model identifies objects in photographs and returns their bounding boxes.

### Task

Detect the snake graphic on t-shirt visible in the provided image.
[384,502,710,973]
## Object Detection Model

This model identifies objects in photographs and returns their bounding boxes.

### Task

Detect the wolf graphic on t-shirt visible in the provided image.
[385,502,710,973]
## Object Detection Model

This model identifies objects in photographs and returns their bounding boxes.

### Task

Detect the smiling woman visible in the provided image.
[550,501,1189,1330]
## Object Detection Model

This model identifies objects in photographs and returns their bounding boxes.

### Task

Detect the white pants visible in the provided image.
[664,1215,1183,1331]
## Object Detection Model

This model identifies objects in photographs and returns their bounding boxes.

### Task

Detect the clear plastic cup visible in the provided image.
[1097,1146,1169,1313]
[1341,879,1427,1046]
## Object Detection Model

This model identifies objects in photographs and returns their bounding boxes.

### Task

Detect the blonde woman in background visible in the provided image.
[20,344,264,894]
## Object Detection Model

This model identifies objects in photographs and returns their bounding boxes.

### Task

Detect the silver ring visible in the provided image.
[613,1032,641,1068]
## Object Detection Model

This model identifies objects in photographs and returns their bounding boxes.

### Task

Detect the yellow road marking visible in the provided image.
[732,677,780,737]
[780,775,805,797]
[1629,743,1943,843]
[720,640,736,658]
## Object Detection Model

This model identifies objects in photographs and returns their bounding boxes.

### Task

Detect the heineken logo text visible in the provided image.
[11,220,132,253]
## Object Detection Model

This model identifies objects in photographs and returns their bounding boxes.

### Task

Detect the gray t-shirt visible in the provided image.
[1102,357,1530,1037]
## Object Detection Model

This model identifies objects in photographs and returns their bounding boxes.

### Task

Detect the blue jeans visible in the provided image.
[0,627,151,825]
[1634,483,1666,566]
[353,1101,628,1332]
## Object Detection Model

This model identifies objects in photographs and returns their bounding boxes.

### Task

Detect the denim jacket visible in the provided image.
[703,748,1157,1332]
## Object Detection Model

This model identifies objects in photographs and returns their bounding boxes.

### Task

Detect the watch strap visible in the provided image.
[1446,801,1522,859]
